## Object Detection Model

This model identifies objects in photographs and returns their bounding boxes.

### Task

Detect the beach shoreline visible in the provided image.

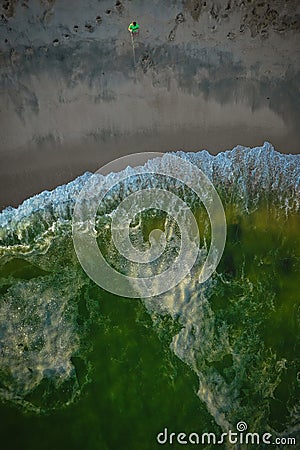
[0,0,299,208]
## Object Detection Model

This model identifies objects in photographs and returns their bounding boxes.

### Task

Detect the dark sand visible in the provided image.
[0,0,299,209]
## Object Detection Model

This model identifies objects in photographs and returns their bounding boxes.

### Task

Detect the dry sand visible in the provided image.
[0,0,299,208]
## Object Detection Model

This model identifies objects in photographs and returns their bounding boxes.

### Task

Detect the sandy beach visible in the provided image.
[0,0,299,208]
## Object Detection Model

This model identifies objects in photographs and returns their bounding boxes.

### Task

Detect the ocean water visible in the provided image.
[0,143,299,450]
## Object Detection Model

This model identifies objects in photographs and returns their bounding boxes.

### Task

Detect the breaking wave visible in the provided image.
[0,142,299,440]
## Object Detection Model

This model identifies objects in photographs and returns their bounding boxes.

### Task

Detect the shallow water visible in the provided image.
[0,144,299,449]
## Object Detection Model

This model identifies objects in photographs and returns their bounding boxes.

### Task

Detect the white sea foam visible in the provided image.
[0,143,299,431]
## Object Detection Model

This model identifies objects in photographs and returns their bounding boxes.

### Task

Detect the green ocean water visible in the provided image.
[0,288,216,450]
[0,147,299,449]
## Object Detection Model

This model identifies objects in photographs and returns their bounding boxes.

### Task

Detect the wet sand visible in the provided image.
[0,0,299,209]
